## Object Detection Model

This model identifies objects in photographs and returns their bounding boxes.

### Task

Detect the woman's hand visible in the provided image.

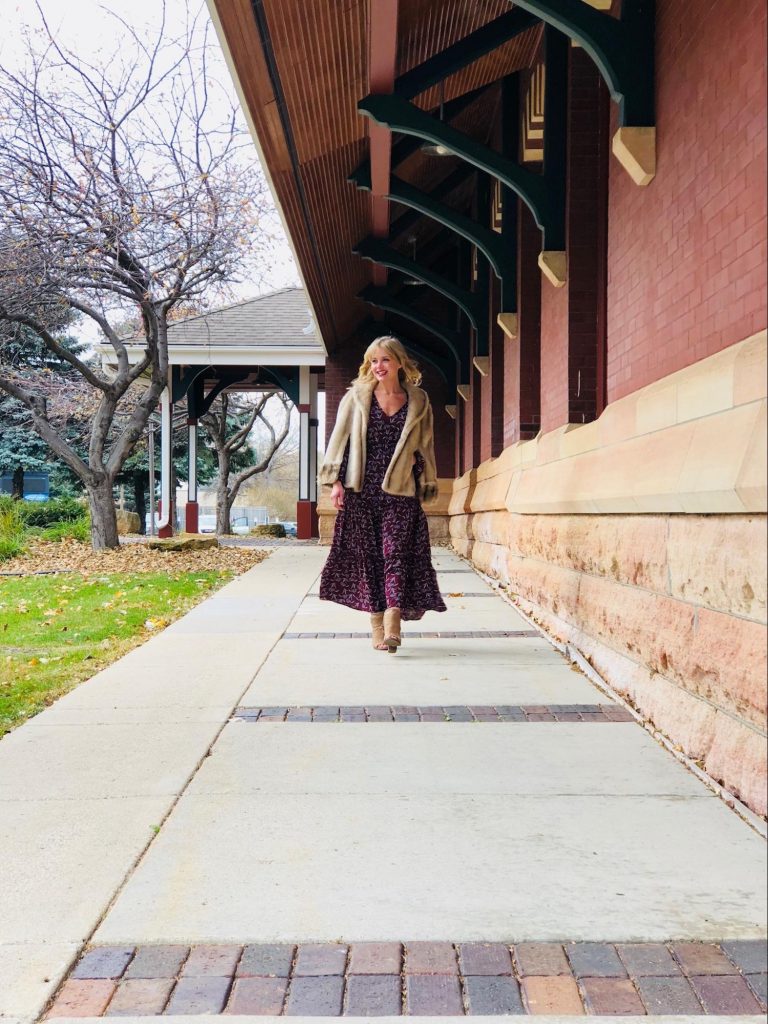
[331,480,345,510]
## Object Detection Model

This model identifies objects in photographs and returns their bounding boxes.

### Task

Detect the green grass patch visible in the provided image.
[0,570,231,735]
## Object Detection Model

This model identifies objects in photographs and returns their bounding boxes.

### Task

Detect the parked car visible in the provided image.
[278,521,297,537]
[231,517,251,536]
[198,515,217,534]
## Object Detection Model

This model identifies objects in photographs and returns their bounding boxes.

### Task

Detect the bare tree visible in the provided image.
[201,391,292,534]
[0,2,271,547]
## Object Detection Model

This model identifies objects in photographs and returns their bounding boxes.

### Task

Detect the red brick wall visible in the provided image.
[504,201,542,445]
[539,285,569,433]
[606,0,767,401]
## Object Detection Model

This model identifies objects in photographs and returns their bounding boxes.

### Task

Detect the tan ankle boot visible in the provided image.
[383,607,401,653]
[370,612,386,651]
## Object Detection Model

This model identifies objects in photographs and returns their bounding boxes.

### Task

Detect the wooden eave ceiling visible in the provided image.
[211,1,541,355]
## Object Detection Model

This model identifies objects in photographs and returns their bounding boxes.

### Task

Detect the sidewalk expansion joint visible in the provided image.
[231,704,635,723]
[44,939,767,1017]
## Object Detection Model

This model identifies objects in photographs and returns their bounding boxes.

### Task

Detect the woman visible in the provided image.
[318,335,446,652]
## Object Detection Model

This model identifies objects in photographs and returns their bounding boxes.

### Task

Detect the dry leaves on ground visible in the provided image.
[0,538,270,577]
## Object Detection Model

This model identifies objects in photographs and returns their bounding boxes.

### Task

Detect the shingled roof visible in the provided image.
[165,287,322,350]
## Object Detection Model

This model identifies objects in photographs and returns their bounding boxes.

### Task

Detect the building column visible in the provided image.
[157,386,174,538]
[297,365,319,538]
[186,418,199,533]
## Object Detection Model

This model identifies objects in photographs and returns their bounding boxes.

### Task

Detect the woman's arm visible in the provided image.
[317,390,353,486]
[417,399,439,503]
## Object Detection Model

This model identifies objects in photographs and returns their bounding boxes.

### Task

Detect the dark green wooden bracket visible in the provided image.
[394,9,538,99]
[258,367,300,406]
[198,372,251,417]
[350,165,515,311]
[511,0,656,183]
[354,237,485,337]
[171,365,208,405]
[389,165,474,241]
[359,284,469,385]
[358,89,565,251]
[359,316,457,392]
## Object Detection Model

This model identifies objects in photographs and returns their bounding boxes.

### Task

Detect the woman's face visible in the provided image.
[370,347,401,384]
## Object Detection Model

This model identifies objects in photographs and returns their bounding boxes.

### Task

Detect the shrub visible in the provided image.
[0,536,24,561]
[251,523,286,538]
[40,517,90,543]
[20,497,86,527]
[0,499,27,542]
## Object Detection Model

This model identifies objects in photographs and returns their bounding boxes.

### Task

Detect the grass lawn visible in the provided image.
[0,570,232,735]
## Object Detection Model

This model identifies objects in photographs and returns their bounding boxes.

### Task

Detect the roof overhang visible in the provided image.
[98,343,325,375]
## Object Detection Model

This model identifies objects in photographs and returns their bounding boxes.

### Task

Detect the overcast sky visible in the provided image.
[0,0,299,296]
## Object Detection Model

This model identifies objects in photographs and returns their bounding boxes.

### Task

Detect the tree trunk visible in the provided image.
[87,475,119,549]
[216,451,233,534]
[11,465,24,500]
[133,470,146,535]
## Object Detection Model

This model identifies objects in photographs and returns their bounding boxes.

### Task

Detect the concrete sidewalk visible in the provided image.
[1,546,765,1022]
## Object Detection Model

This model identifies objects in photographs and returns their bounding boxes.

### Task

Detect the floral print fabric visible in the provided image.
[319,396,446,621]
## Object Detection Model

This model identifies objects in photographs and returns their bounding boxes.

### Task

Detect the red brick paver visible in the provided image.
[521,976,585,1014]
[105,979,173,1016]
[46,979,117,1018]
[405,975,464,1015]
[182,945,241,977]
[690,975,763,1014]
[125,946,188,979]
[349,942,403,974]
[405,943,459,974]
[165,977,231,1014]
[514,943,572,976]
[345,974,402,1015]
[226,977,288,1015]
[580,977,645,1015]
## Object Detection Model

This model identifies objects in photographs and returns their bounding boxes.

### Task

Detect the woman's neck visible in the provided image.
[374,378,405,396]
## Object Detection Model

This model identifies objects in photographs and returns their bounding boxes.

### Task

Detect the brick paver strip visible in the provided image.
[46,979,117,1018]
[294,943,348,976]
[237,943,295,977]
[226,977,289,1015]
[165,976,232,1014]
[405,942,459,974]
[721,938,768,974]
[285,976,345,1015]
[580,977,645,1015]
[566,943,628,978]
[125,945,189,979]
[349,942,403,974]
[104,978,174,1016]
[616,942,681,977]
[521,976,584,1014]
[405,975,464,1015]
[514,943,572,977]
[53,939,768,1016]
[635,975,704,1014]
[282,630,540,639]
[458,943,513,976]
[690,974,763,1014]
[673,942,739,975]
[71,946,134,980]
[182,944,242,977]
[236,704,626,723]
[465,976,524,1014]
[345,974,402,1015]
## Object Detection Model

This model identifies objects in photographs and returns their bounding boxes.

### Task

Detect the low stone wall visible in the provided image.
[449,332,768,816]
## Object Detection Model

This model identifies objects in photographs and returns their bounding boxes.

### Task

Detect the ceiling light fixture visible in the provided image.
[421,80,453,157]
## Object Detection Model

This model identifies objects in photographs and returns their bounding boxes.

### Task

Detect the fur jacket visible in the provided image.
[318,380,439,503]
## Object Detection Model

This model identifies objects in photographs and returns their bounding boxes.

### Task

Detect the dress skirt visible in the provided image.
[319,397,446,621]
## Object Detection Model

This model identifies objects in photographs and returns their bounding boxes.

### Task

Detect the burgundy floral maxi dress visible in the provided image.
[319,395,446,621]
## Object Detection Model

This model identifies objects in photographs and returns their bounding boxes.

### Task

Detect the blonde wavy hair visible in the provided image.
[355,335,422,387]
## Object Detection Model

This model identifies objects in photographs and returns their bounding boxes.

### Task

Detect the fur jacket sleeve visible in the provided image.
[318,381,439,503]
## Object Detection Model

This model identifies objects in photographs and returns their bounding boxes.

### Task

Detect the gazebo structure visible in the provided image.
[105,287,326,538]
[205,0,766,819]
